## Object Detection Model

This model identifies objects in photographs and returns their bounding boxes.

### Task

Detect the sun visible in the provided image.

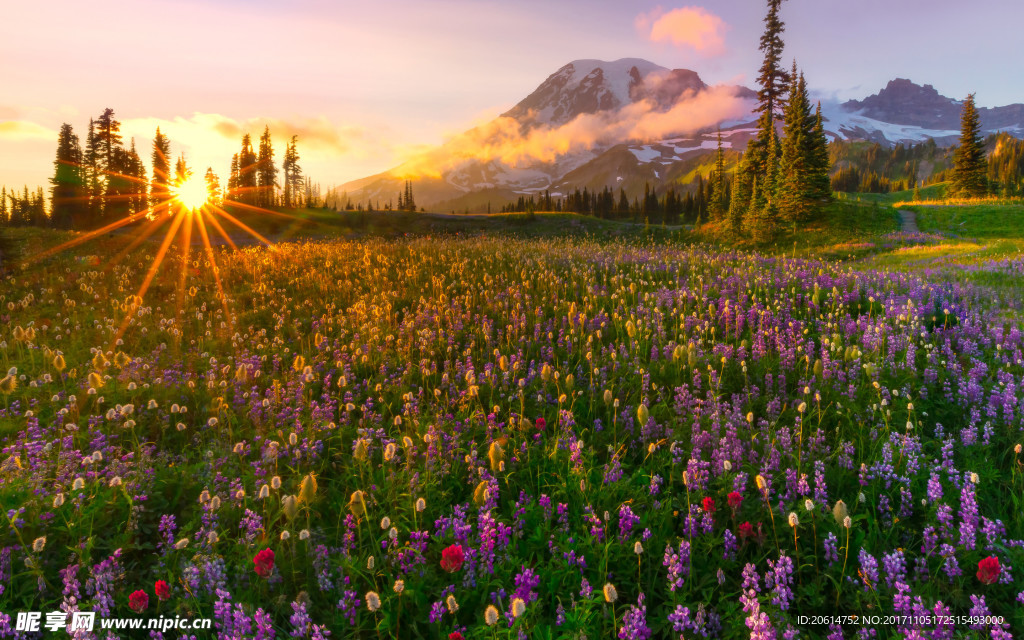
[174,175,209,211]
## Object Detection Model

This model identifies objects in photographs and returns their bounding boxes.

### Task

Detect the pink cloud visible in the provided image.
[638,6,728,56]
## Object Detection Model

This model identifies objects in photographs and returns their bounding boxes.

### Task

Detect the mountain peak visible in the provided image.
[502,58,678,128]
[842,78,959,129]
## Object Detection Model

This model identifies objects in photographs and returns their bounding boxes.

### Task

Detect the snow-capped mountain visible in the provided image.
[502,58,708,128]
[333,58,755,210]
[332,62,1024,211]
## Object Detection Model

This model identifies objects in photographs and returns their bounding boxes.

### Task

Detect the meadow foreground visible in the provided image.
[1,233,1022,639]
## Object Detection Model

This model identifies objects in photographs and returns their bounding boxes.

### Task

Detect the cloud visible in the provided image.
[637,6,728,56]
[395,84,754,178]
[0,120,56,141]
[122,113,365,157]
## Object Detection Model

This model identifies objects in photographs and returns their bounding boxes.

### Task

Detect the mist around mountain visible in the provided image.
[331,59,1024,212]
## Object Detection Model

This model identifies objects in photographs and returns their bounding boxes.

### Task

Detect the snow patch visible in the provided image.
[629,147,663,163]
[819,102,960,143]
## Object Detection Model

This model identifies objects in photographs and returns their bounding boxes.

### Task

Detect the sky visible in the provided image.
[2,0,1023,191]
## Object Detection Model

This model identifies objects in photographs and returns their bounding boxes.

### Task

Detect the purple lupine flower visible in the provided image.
[766,554,795,611]
[938,544,961,581]
[512,565,540,604]
[958,481,979,550]
[617,593,651,640]
[254,608,276,640]
[926,473,943,503]
[336,576,359,626]
[663,540,690,591]
[881,549,906,589]
[289,599,312,638]
[723,529,738,561]
[618,504,639,541]
[858,550,879,591]
[824,533,839,565]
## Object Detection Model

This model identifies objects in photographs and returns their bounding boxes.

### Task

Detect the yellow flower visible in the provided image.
[365,591,381,612]
[298,474,317,503]
[637,404,649,425]
[832,500,848,525]
[487,441,505,473]
[484,605,499,626]
[602,583,618,603]
[348,490,366,517]
[511,597,526,618]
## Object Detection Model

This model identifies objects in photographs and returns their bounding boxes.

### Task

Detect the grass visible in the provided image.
[692,199,900,258]
[903,201,1024,238]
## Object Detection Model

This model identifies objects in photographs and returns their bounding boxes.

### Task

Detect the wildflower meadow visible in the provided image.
[1,234,1022,638]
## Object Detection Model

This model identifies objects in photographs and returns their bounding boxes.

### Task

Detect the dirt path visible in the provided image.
[899,209,919,233]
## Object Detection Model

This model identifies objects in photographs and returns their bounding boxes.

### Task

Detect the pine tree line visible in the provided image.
[396,181,418,212]
[8,109,316,231]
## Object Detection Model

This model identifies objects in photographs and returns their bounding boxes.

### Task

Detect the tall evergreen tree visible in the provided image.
[746,0,790,198]
[282,136,302,208]
[778,66,816,224]
[227,154,240,202]
[728,156,750,235]
[807,102,832,203]
[83,118,103,226]
[257,126,277,208]
[710,130,728,220]
[205,168,221,206]
[746,128,780,242]
[150,128,171,214]
[126,140,148,215]
[237,134,258,205]
[94,108,126,222]
[50,124,85,229]
[951,93,987,198]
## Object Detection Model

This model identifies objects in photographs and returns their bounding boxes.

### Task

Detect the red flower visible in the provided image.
[702,497,716,514]
[535,417,546,430]
[128,589,149,613]
[154,580,171,601]
[738,522,754,540]
[727,491,743,510]
[449,634,465,640]
[253,548,275,578]
[977,556,1000,584]
[440,544,465,573]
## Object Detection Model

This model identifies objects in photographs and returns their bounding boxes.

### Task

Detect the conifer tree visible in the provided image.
[237,134,258,205]
[778,66,815,224]
[710,130,728,220]
[227,154,239,202]
[126,140,148,214]
[83,118,103,225]
[282,136,302,208]
[807,102,832,203]
[746,128,780,242]
[94,108,127,222]
[951,93,987,198]
[205,168,221,206]
[50,123,85,229]
[746,0,789,197]
[150,128,171,213]
[257,126,277,208]
[728,159,749,235]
